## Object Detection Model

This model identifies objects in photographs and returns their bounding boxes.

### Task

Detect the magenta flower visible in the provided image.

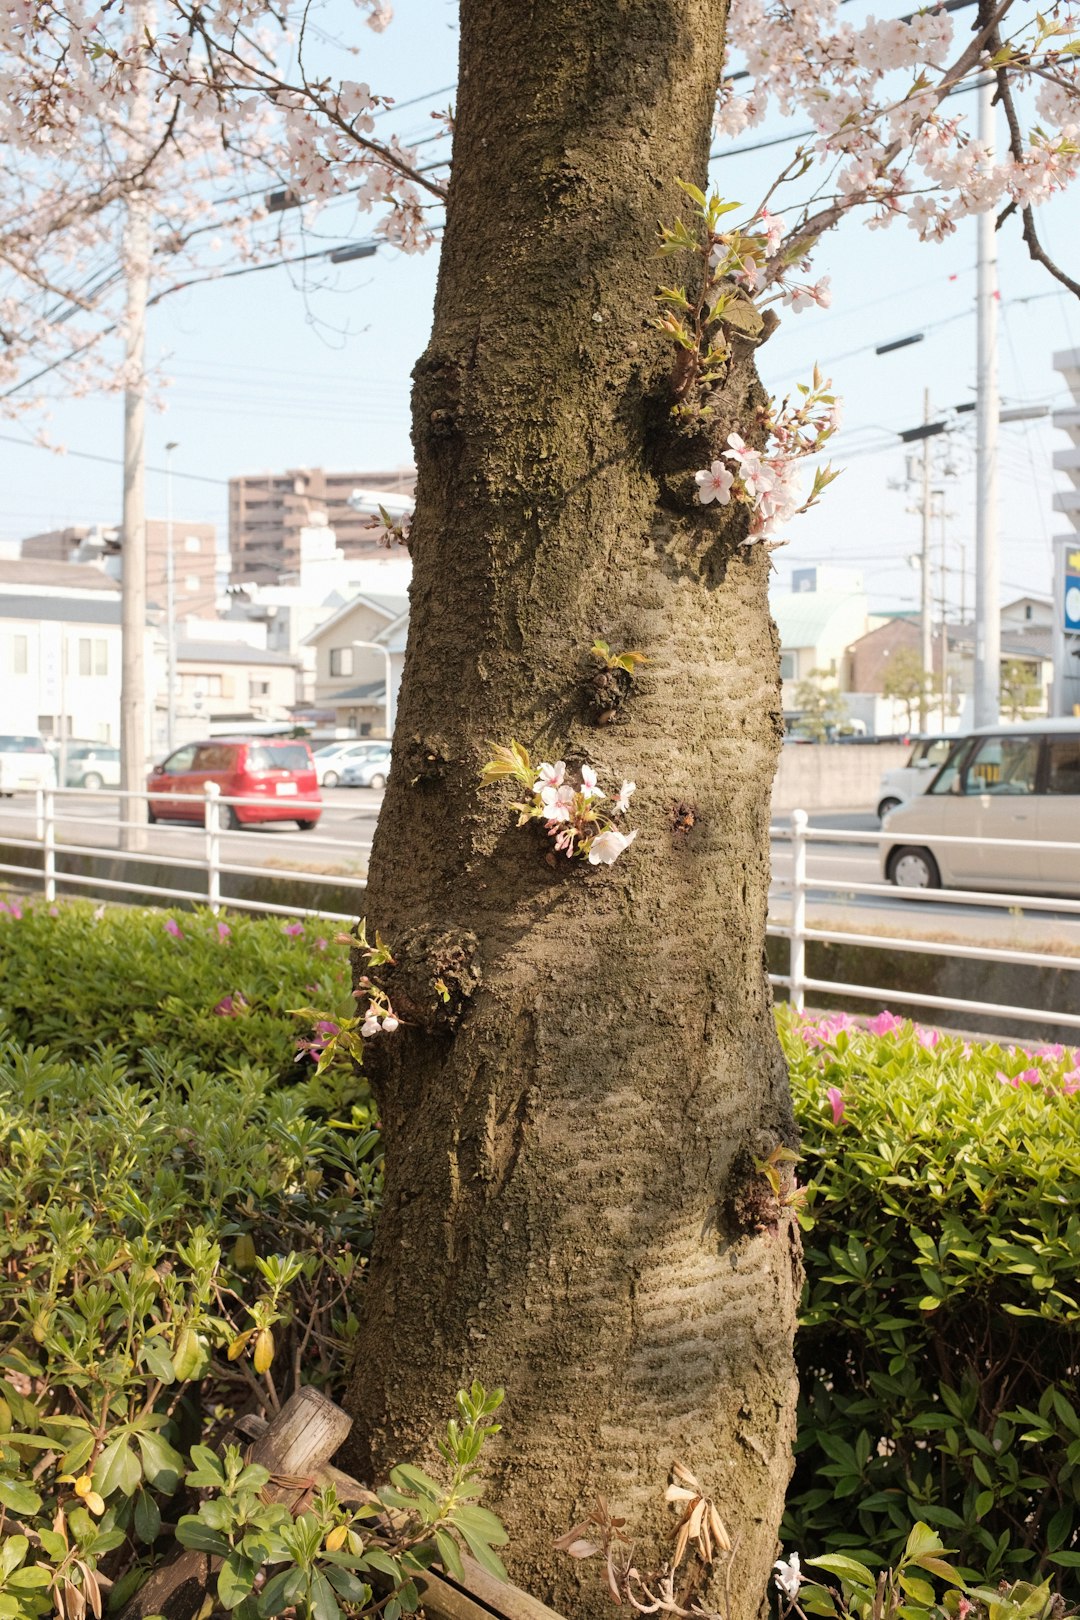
[1062,1070,1080,1095]
[315,937,328,951]
[315,1019,339,1037]
[915,1025,939,1050]
[283,921,305,937]
[826,1086,845,1125]
[866,1010,904,1037]
[216,921,231,941]
[996,1068,1042,1089]
[1033,1043,1064,1060]
[801,1011,855,1049]
[213,991,248,1017]
[165,917,183,939]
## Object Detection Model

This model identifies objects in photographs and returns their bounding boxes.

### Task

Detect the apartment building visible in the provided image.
[21,519,218,618]
[229,467,415,582]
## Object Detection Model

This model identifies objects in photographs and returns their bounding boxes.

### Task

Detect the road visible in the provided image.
[2,796,1079,950]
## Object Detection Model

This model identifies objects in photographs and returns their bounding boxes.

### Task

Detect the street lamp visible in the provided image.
[351,640,393,738]
[165,440,178,751]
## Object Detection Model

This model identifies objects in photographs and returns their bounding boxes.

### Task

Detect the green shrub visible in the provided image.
[779,1005,1080,1592]
[0,898,351,1079]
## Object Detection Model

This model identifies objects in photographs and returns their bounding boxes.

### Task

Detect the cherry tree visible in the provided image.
[6,1,1080,1616]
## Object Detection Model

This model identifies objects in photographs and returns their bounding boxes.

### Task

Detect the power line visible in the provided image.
[0,432,227,487]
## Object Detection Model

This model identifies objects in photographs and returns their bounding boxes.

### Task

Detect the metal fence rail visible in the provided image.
[2,789,1080,1031]
[769,808,1080,1030]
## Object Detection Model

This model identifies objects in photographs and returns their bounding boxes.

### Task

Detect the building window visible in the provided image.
[249,679,271,699]
[184,575,200,593]
[179,673,224,697]
[11,635,28,675]
[780,652,796,681]
[78,638,108,677]
[330,647,354,677]
[184,535,201,553]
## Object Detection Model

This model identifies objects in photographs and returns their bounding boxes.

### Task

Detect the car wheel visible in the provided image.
[146,804,158,824]
[322,770,340,788]
[877,797,901,820]
[367,773,386,791]
[889,846,941,889]
[296,818,318,831]
[223,805,241,831]
[82,772,104,792]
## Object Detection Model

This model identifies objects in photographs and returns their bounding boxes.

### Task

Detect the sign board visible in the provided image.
[1066,546,1080,634]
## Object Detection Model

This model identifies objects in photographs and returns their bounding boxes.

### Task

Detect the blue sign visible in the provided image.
[1067,547,1080,634]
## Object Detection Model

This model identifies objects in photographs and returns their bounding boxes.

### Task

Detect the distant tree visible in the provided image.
[793,668,850,741]
[1001,659,1044,720]
[882,645,939,732]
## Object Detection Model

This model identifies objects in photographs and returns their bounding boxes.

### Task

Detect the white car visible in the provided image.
[0,734,58,796]
[313,740,392,788]
[876,735,954,821]
[341,749,391,790]
[881,719,1080,894]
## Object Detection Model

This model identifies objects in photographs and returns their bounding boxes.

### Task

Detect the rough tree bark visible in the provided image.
[344,3,801,1615]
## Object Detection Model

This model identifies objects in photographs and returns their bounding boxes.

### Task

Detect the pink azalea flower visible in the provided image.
[1062,1070,1080,1095]
[997,1068,1042,1089]
[165,917,183,939]
[315,1019,339,1037]
[283,921,305,937]
[867,1010,904,1036]
[214,994,238,1016]
[827,1086,845,1125]
[315,937,328,951]
[1033,1043,1064,1061]
[216,921,231,940]
[915,1025,939,1050]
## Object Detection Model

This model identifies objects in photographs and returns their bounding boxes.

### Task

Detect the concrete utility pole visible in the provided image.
[919,388,934,731]
[119,0,151,850]
[165,440,178,752]
[973,70,1000,727]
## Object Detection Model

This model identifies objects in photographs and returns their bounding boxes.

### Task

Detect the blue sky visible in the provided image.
[3,0,1078,617]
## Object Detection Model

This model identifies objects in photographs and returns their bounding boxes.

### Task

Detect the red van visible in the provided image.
[146,738,322,829]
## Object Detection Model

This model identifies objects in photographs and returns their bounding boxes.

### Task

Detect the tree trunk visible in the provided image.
[344,3,801,1615]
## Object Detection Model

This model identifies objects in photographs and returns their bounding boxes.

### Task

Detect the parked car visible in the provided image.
[0,734,57,796]
[876,734,954,820]
[313,739,391,787]
[146,738,321,829]
[341,748,391,790]
[881,719,1080,894]
[65,744,121,791]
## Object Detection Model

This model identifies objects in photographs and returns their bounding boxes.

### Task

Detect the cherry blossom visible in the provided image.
[613,780,636,814]
[588,828,638,866]
[694,460,735,504]
[773,1552,802,1602]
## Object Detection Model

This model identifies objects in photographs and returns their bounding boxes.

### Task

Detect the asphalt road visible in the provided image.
[2,795,1079,949]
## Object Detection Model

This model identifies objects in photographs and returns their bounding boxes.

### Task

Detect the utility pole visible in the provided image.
[973,68,1000,727]
[119,0,151,851]
[165,439,178,752]
[919,388,934,731]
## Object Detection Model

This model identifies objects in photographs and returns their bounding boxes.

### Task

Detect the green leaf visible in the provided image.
[308,1569,341,1620]
[258,1568,306,1618]
[6,1568,53,1591]
[454,1526,508,1583]
[137,1431,184,1494]
[134,1489,161,1545]
[323,1568,370,1606]
[139,1338,176,1385]
[0,1539,28,1580]
[799,1585,839,1617]
[95,1436,142,1499]
[807,1555,876,1590]
[0,1478,42,1516]
[389,1464,442,1501]
[218,1553,255,1611]
[903,1523,944,1562]
[433,1529,464,1582]
[175,1516,231,1557]
[184,1445,226,1489]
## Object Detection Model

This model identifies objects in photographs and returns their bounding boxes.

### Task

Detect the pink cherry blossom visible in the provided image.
[534,761,566,791]
[579,764,603,801]
[613,780,636,814]
[587,828,638,865]
[695,460,735,505]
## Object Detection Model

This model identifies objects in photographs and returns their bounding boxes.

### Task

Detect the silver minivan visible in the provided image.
[881,719,1080,894]
[876,735,953,821]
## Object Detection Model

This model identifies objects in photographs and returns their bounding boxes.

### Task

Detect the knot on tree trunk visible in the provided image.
[366,925,482,1033]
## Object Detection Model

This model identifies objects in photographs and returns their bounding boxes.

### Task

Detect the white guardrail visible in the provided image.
[770,808,1080,1031]
[0,784,369,924]
[2,790,1080,1031]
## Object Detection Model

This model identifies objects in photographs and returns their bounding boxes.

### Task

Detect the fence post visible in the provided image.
[42,788,56,904]
[789,808,808,1013]
[204,782,222,913]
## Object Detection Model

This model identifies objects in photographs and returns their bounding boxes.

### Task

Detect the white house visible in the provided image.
[303,592,408,736]
[770,566,868,717]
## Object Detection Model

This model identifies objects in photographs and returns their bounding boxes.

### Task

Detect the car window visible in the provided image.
[925,739,951,766]
[191,743,238,772]
[0,735,47,753]
[960,735,1040,796]
[161,745,197,774]
[247,744,311,772]
[1046,737,1080,795]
